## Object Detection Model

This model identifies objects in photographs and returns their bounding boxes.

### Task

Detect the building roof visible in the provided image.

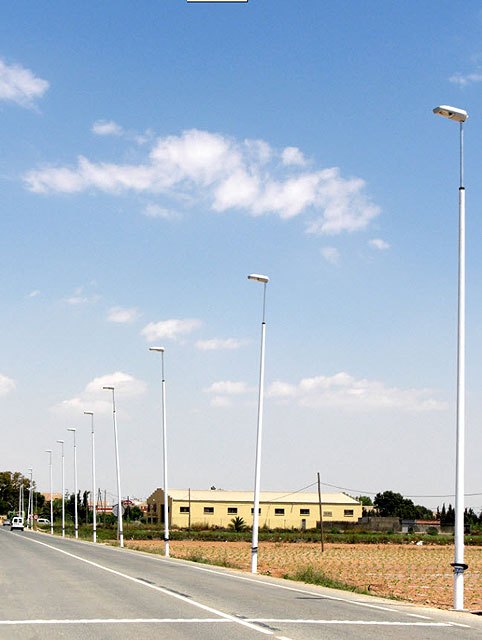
[150,488,360,505]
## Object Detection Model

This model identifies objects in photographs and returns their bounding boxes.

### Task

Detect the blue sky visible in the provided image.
[1,1,481,511]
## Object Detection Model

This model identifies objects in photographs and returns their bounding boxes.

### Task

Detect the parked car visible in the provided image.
[10,516,24,531]
[2,519,11,527]
[37,518,50,525]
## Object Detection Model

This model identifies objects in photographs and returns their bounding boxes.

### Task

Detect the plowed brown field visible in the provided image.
[125,539,482,610]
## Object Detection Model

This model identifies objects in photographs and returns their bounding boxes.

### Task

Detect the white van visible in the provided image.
[10,516,24,531]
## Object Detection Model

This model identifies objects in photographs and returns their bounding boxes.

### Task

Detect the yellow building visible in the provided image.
[146,488,362,529]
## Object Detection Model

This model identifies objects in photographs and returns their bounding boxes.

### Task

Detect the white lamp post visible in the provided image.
[84,411,97,543]
[247,273,269,574]
[45,450,54,534]
[57,440,65,538]
[103,386,124,548]
[433,104,468,611]
[27,468,33,529]
[67,428,78,539]
[149,346,170,558]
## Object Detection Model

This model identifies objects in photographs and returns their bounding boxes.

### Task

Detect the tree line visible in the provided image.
[356,490,482,524]
[0,470,143,522]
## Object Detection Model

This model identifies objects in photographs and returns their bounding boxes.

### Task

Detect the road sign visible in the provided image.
[112,503,125,517]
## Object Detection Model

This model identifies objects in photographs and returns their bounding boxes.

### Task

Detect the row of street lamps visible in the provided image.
[33,274,269,569]
[41,390,123,545]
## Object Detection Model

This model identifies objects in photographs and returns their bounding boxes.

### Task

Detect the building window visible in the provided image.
[344,509,354,517]
[323,511,332,517]
[251,508,261,514]
[275,508,285,516]
[180,507,190,513]
[227,507,238,514]
[300,508,310,515]
[204,507,214,514]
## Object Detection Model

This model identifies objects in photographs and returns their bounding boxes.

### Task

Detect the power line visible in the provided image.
[319,480,482,500]
[270,482,318,502]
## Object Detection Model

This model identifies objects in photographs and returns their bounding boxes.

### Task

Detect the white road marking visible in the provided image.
[0,619,230,626]
[251,619,460,627]
[19,536,273,636]
[0,617,469,629]
[407,613,433,619]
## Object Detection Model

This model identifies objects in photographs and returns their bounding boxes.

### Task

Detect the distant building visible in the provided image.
[146,488,362,529]
[401,519,441,533]
[40,492,63,501]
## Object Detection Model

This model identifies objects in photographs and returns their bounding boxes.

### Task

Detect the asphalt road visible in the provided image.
[0,527,481,639]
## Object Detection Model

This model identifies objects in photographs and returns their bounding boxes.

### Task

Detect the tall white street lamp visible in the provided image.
[67,428,78,539]
[57,440,65,537]
[19,484,24,519]
[27,468,33,529]
[103,386,124,548]
[45,450,54,535]
[433,104,469,611]
[84,411,97,543]
[149,346,170,558]
[247,273,269,574]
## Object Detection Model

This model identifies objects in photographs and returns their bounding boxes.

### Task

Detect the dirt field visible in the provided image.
[125,539,482,610]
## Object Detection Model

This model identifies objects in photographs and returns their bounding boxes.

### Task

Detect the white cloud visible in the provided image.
[64,286,100,305]
[27,289,41,298]
[92,120,124,136]
[449,71,482,87]
[195,337,245,351]
[321,246,340,265]
[205,380,252,395]
[266,380,297,398]
[0,374,15,397]
[267,372,447,412]
[24,128,380,236]
[210,396,232,408]
[149,129,241,186]
[52,371,147,415]
[369,238,390,251]
[84,372,146,397]
[244,138,272,164]
[107,306,140,324]
[141,318,202,342]
[143,203,181,220]
[282,146,306,166]
[0,58,49,107]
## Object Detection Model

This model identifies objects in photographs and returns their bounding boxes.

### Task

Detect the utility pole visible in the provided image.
[317,472,324,553]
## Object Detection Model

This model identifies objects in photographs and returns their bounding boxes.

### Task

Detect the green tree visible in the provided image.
[228,516,247,532]
[0,471,43,516]
[439,503,455,525]
[356,495,373,506]
[374,491,433,520]
[124,505,143,521]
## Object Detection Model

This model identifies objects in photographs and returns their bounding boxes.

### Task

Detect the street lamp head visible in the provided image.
[84,411,94,415]
[248,273,269,284]
[149,346,165,353]
[56,439,64,443]
[103,386,114,391]
[45,449,52,453]
[433,105,468,123]
[67,428,76,432]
